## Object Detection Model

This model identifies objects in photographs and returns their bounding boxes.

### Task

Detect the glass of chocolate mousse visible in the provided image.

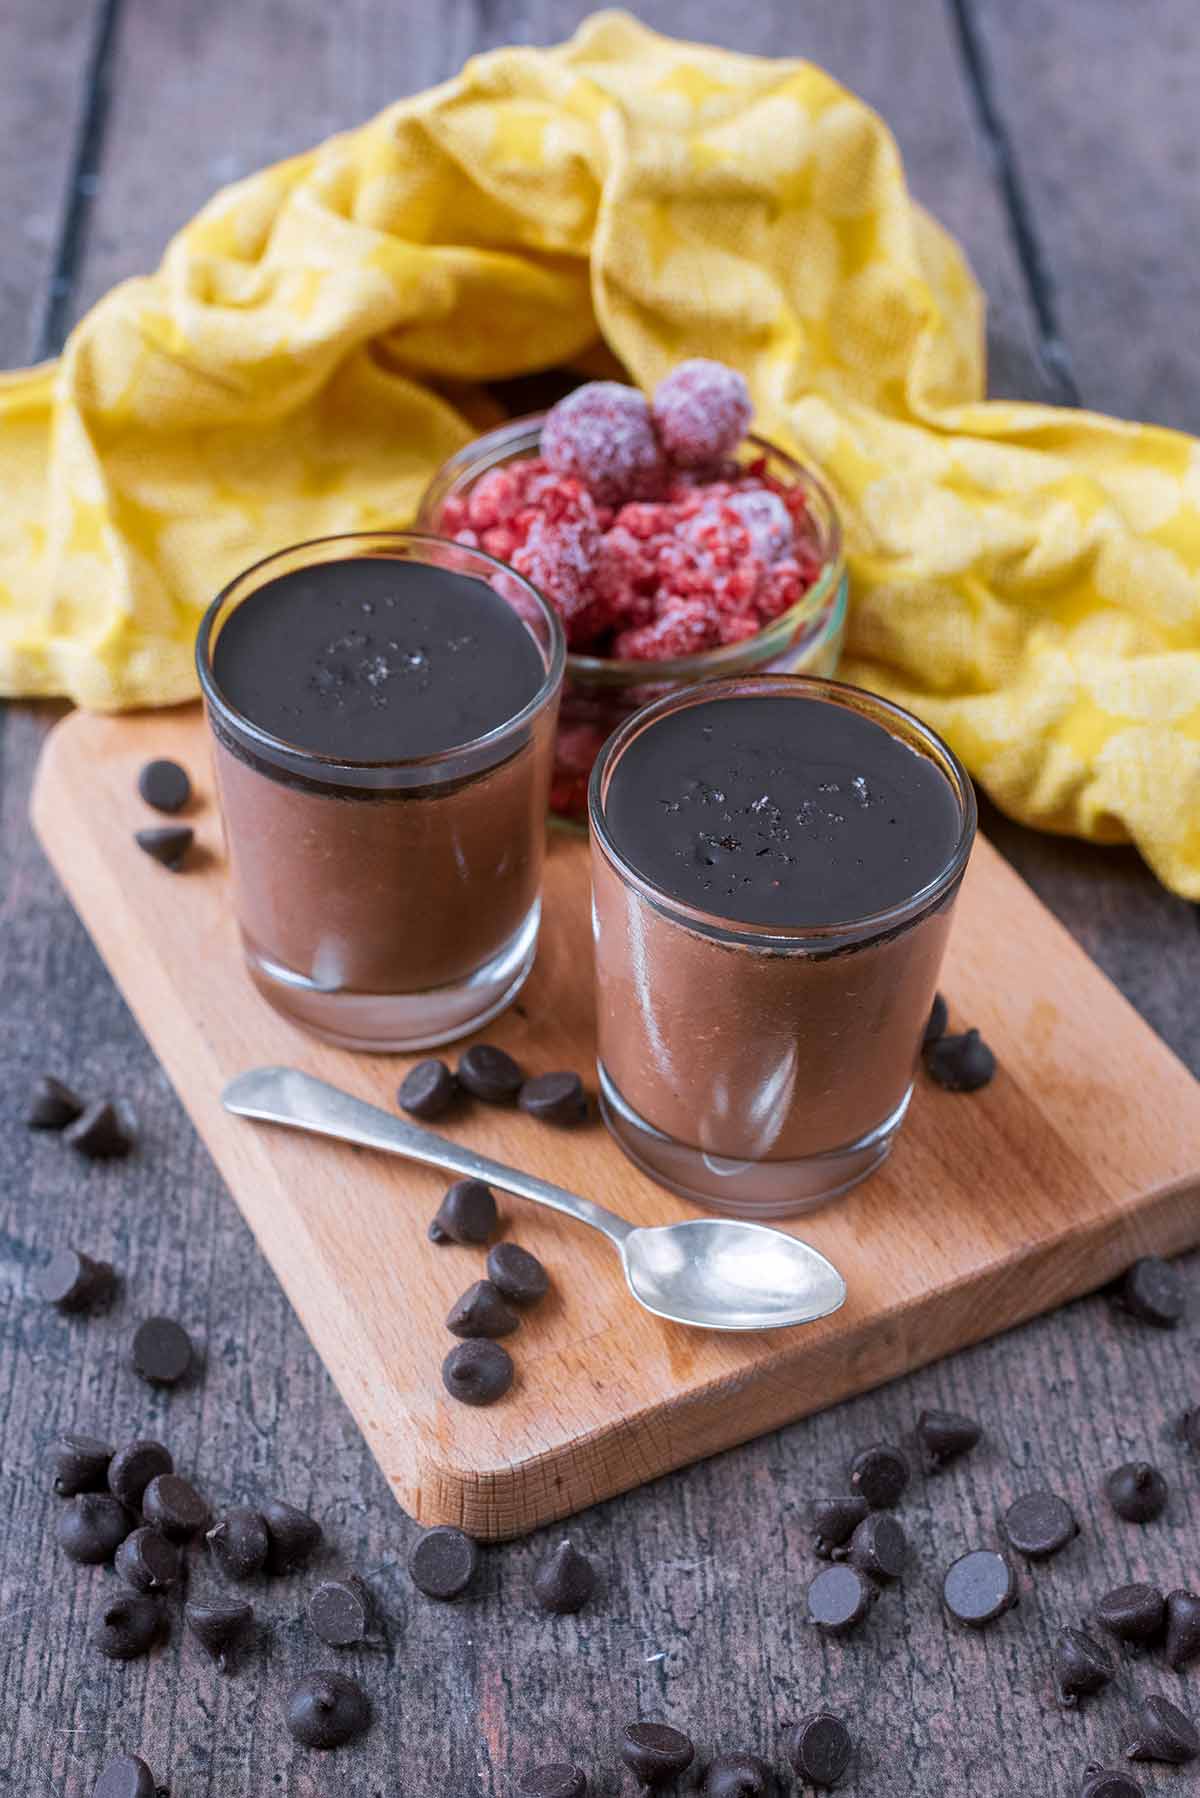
[588,675,976,1216]
[197,533,564,1050]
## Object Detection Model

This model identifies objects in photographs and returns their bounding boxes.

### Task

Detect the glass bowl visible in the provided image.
[418,415,848,822]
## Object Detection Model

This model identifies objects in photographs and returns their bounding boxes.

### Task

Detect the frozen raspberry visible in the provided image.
[614,601,720,662]
[511,512,607,648]
[652,359,753,469]
[542,383,664,506]
[722,490,794,562]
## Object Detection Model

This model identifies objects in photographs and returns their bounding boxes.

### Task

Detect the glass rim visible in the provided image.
[587,673,977,945]
[195,529,566,775]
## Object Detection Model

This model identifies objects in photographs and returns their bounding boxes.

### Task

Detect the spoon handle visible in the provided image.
[222,1066,634,1247]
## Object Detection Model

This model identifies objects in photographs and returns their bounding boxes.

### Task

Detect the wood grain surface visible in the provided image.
[1,3,1198,1795]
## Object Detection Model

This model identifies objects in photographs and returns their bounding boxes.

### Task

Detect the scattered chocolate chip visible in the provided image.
[442,1339,513,1407]
[1105,1462,1167,1525]
[27,1074,84,1130]
[63,1100,133,1160]
[619,1722,695,1789]
[519,1767,588,1798]
[138,758,191,815]
[702,1751,773,1796]
[57,1493,132,1564]
[519,1071,588,1126]
[408,1525,479,1601]
[786,1714,853,1790]
[108,1440,173,1511]
[206,1507,269,1581]
[1003,1490,1078,1560]
[446,1279,520,1340]
[50,1431,114,1496]
[263,1498,322,1574]
[807,1563,875,1635]
[397,1058,458,1120]
[923,993,948,1047]
[184,1598,253,1673]
[849,1443,909,1509]
[1079,1770,1145,1798]
[1125,1694,1199,1765]
[943,1550,1017,1627]
[94,1592,163,1660]
[1054,1629,1114,1705]
[1166,1589,1200,1671]
[533,1540,596,1615]
[142,1473,209,1541]
[848,1512,908,1583]
[308,1577,372,1647]
[131,1316,194,1387]
[1114,1256,1185,1329]
[135,825,193,872]
[810,1495,869,1559]
[93,1755,159,1798]
[114,1527,180,1593]
[1096,1583,1166,1649]
[428,1178,499,1245]
[1181,1408,1200,1454]
[285,1670,371,1749]
[34,1247,115,1312]
[916,1408,981,1473]
[457,1043,525,1104]
[924,1028,996,1092]
[486,1242,550,1306]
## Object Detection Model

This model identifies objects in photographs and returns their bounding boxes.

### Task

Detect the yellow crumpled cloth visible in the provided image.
[2,12,1199,895]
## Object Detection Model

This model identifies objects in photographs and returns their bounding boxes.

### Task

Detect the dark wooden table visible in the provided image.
[2,4,1197,1793]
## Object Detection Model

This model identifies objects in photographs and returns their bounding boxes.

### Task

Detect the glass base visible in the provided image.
[598,1062,911,1218]
[244,903,541,1052]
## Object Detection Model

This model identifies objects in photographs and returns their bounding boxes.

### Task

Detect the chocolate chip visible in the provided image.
[93,1755,159,1798]
[57,1493,132,1564]
[848,1512,908,1583]
[27,1074,83,1130]
[923,992,948,1047]
[1114,1256,1185,1328]
[533,1540,596,1615]
[34,1247,115,1312]
[619,1722,695,1789]
[398,1059,458,1121]
[810,1495,869,1558]
[50,1431,114,1496]
[1054,1629,1114,1705]
[285,1670,371,1748]
[206,1507,269,1581]
[943,1549,1017,1627]
[1096,1582,1165,1649]
[428,1178,498,1245]
[486,1242,550,1306]
[142,1473,209,1541]
[1166,1590,1200,1671]
[63,1100,133,1159]
[1003,1490,1078,1560]
[447,1279,520,1340]
[915,1407,981,1472]
[1181,1408,1200,1454]
[408,1525,479,1601]
[848,1443,909,1509]
[519,1767,588,1798]
[457,1043,525,1103]
[519,1071,588,1125]
[786,1714,853,1790]
[184,1598,253,1673]
[135,825,193,871]
[138,758,191,814]
[114,1527,180,1593]
[108,1440,173,1511]
[131,1316,194,1387]
[924,1028,996,1092]
[1105,1462,1167,1524]
[263,1498,322,1574]
[1079,1770,1145,1798]
[1125,1693,1199,1764]
[702,1752,773,1796]
[308,1578,372,1647]
[94,1592,163,1660]
[807,1564,875,1635]
[442,1339,513,1407]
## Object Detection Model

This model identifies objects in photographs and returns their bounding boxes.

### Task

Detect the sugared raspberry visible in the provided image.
[652,359,752,468]
[542,383,664,506]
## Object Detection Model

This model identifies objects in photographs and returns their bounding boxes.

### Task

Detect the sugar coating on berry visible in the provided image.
[542,383,663,506]
[652,359,753,468]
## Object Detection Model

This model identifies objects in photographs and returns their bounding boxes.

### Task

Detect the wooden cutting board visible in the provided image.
[32,705,1200,1540]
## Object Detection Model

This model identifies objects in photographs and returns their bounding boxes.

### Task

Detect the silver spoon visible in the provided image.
[222,1067,846,1334]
